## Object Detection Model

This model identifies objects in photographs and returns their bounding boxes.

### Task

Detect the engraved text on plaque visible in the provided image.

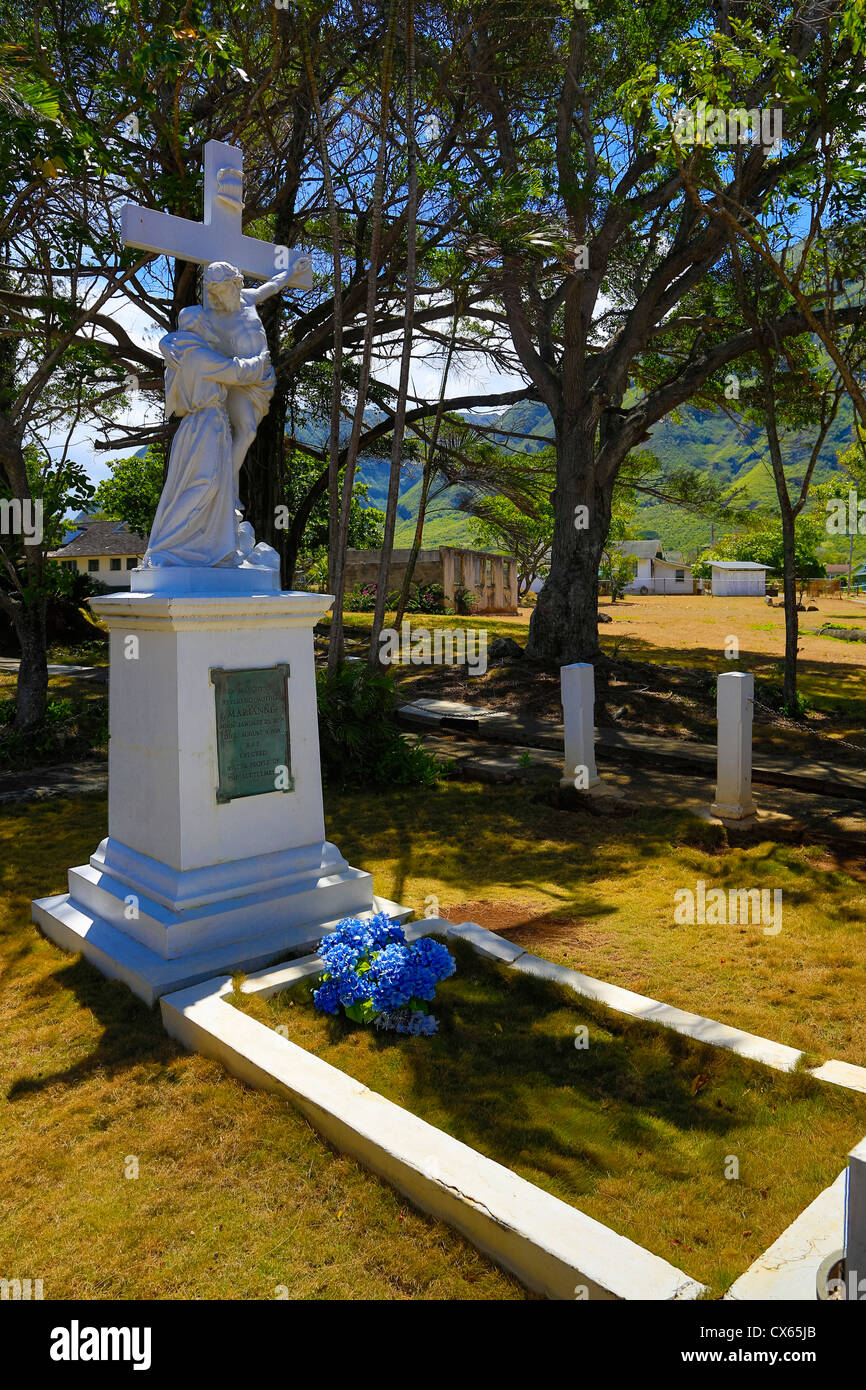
[210,664,292,803]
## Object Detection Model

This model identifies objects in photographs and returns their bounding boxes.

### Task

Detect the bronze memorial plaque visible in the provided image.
[210,664,292,804]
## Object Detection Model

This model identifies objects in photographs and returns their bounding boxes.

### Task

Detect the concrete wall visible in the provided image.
[344,546,519,614]
[344,548,443,593]
[712,568,767,597]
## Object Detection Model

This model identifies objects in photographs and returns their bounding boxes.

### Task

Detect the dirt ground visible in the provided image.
[598,592,866,672]
[398,593,866,762]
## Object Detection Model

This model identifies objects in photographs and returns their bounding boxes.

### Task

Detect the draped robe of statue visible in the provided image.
[143,307,271,568]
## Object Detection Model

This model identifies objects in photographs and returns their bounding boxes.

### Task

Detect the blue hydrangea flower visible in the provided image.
[312,979,340,1015]
[366,912,407,950]
[408,1012,439,1036]
[412,936,457,982]
[319,919,366,958]
[313,921,455,1030]
[319,941,362,982]
[366,942,414,1012]
[334,969,371,1008]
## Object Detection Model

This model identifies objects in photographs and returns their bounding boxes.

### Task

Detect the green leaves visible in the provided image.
[92,448,165,542]
[842,0,866,54]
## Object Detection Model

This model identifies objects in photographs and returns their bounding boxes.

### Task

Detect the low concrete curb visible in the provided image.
[159,919,866,1301]
[726,1170,847,1301]
[160,921,705,1302]
[445,923,866,1092]
[398,699,866,802]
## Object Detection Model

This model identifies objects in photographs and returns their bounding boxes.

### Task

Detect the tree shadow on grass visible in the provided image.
[276,938,790,1211]
[604,633,866,747]
[329,782,728,926]
[337,781,864,924]
[6,954,180,1100]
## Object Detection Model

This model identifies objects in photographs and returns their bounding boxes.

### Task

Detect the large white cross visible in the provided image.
[121,139,312,285]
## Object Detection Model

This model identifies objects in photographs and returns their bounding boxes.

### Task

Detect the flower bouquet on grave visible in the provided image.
[312,914,456,1036]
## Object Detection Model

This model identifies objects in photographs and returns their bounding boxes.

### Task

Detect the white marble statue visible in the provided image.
[142,258,310,569]
[201,260,301,507]
[123,139,314,572]
[143,306,277,569]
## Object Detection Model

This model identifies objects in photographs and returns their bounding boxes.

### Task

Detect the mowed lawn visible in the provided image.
[0,795,523,1301]
[0,784,863,1299]
[325,783,866,1068]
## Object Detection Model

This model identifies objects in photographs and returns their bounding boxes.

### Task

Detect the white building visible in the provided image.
[621,540,694,594]
[50,519,147,589]
[710,561,770,597]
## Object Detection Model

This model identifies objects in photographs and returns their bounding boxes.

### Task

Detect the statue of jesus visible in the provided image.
[200,258,311,503]
[143,253,311,570]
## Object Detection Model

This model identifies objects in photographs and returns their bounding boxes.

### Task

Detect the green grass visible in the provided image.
[0,795,523,1300]
[322,783,866,1067]
[335,609,532,650]
[0,668,109,771]
[232,937,866,1298]
[45,640,109,666]
[3,779,866,1298]
[598,628,866,730]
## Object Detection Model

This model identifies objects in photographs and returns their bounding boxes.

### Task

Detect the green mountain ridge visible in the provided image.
[303,397,866,562]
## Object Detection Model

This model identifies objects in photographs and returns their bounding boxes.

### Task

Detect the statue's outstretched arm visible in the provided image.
[245,255,313,305]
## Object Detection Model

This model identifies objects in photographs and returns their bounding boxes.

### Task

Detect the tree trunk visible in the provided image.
[525,424,607,665]
[369,0,417,668]
[780,505,799,712]
[392,456,433,628]
[392,304,458,630]
[242,296,286,573]
[283,459,329,587]
[327,0,398,673]
[0,413,50,729]
[300,14,343,598]
[14,600,48,732]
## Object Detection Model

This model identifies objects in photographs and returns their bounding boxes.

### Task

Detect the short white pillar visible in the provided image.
[711,671,757,821]
[847,1138,866,1297]
[560,663,601,791]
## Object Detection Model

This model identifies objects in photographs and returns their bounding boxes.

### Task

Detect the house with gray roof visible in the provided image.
[49,519,148,589]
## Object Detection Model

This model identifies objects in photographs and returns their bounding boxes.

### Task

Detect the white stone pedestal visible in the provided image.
[711,671,757,822]
[560,662,619,796]
[32,570,407,1004]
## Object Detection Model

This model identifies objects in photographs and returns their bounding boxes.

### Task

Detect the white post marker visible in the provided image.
[121,139,312,285]
[847,1137,866,1297]
[560,662,602,792]
[711,670,757,821]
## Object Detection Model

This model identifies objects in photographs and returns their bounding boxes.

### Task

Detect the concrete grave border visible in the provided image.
[445,923,866,1094]
[726,1169,847,1301]
[160,918,704,1302]
[160,918,866,1300]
